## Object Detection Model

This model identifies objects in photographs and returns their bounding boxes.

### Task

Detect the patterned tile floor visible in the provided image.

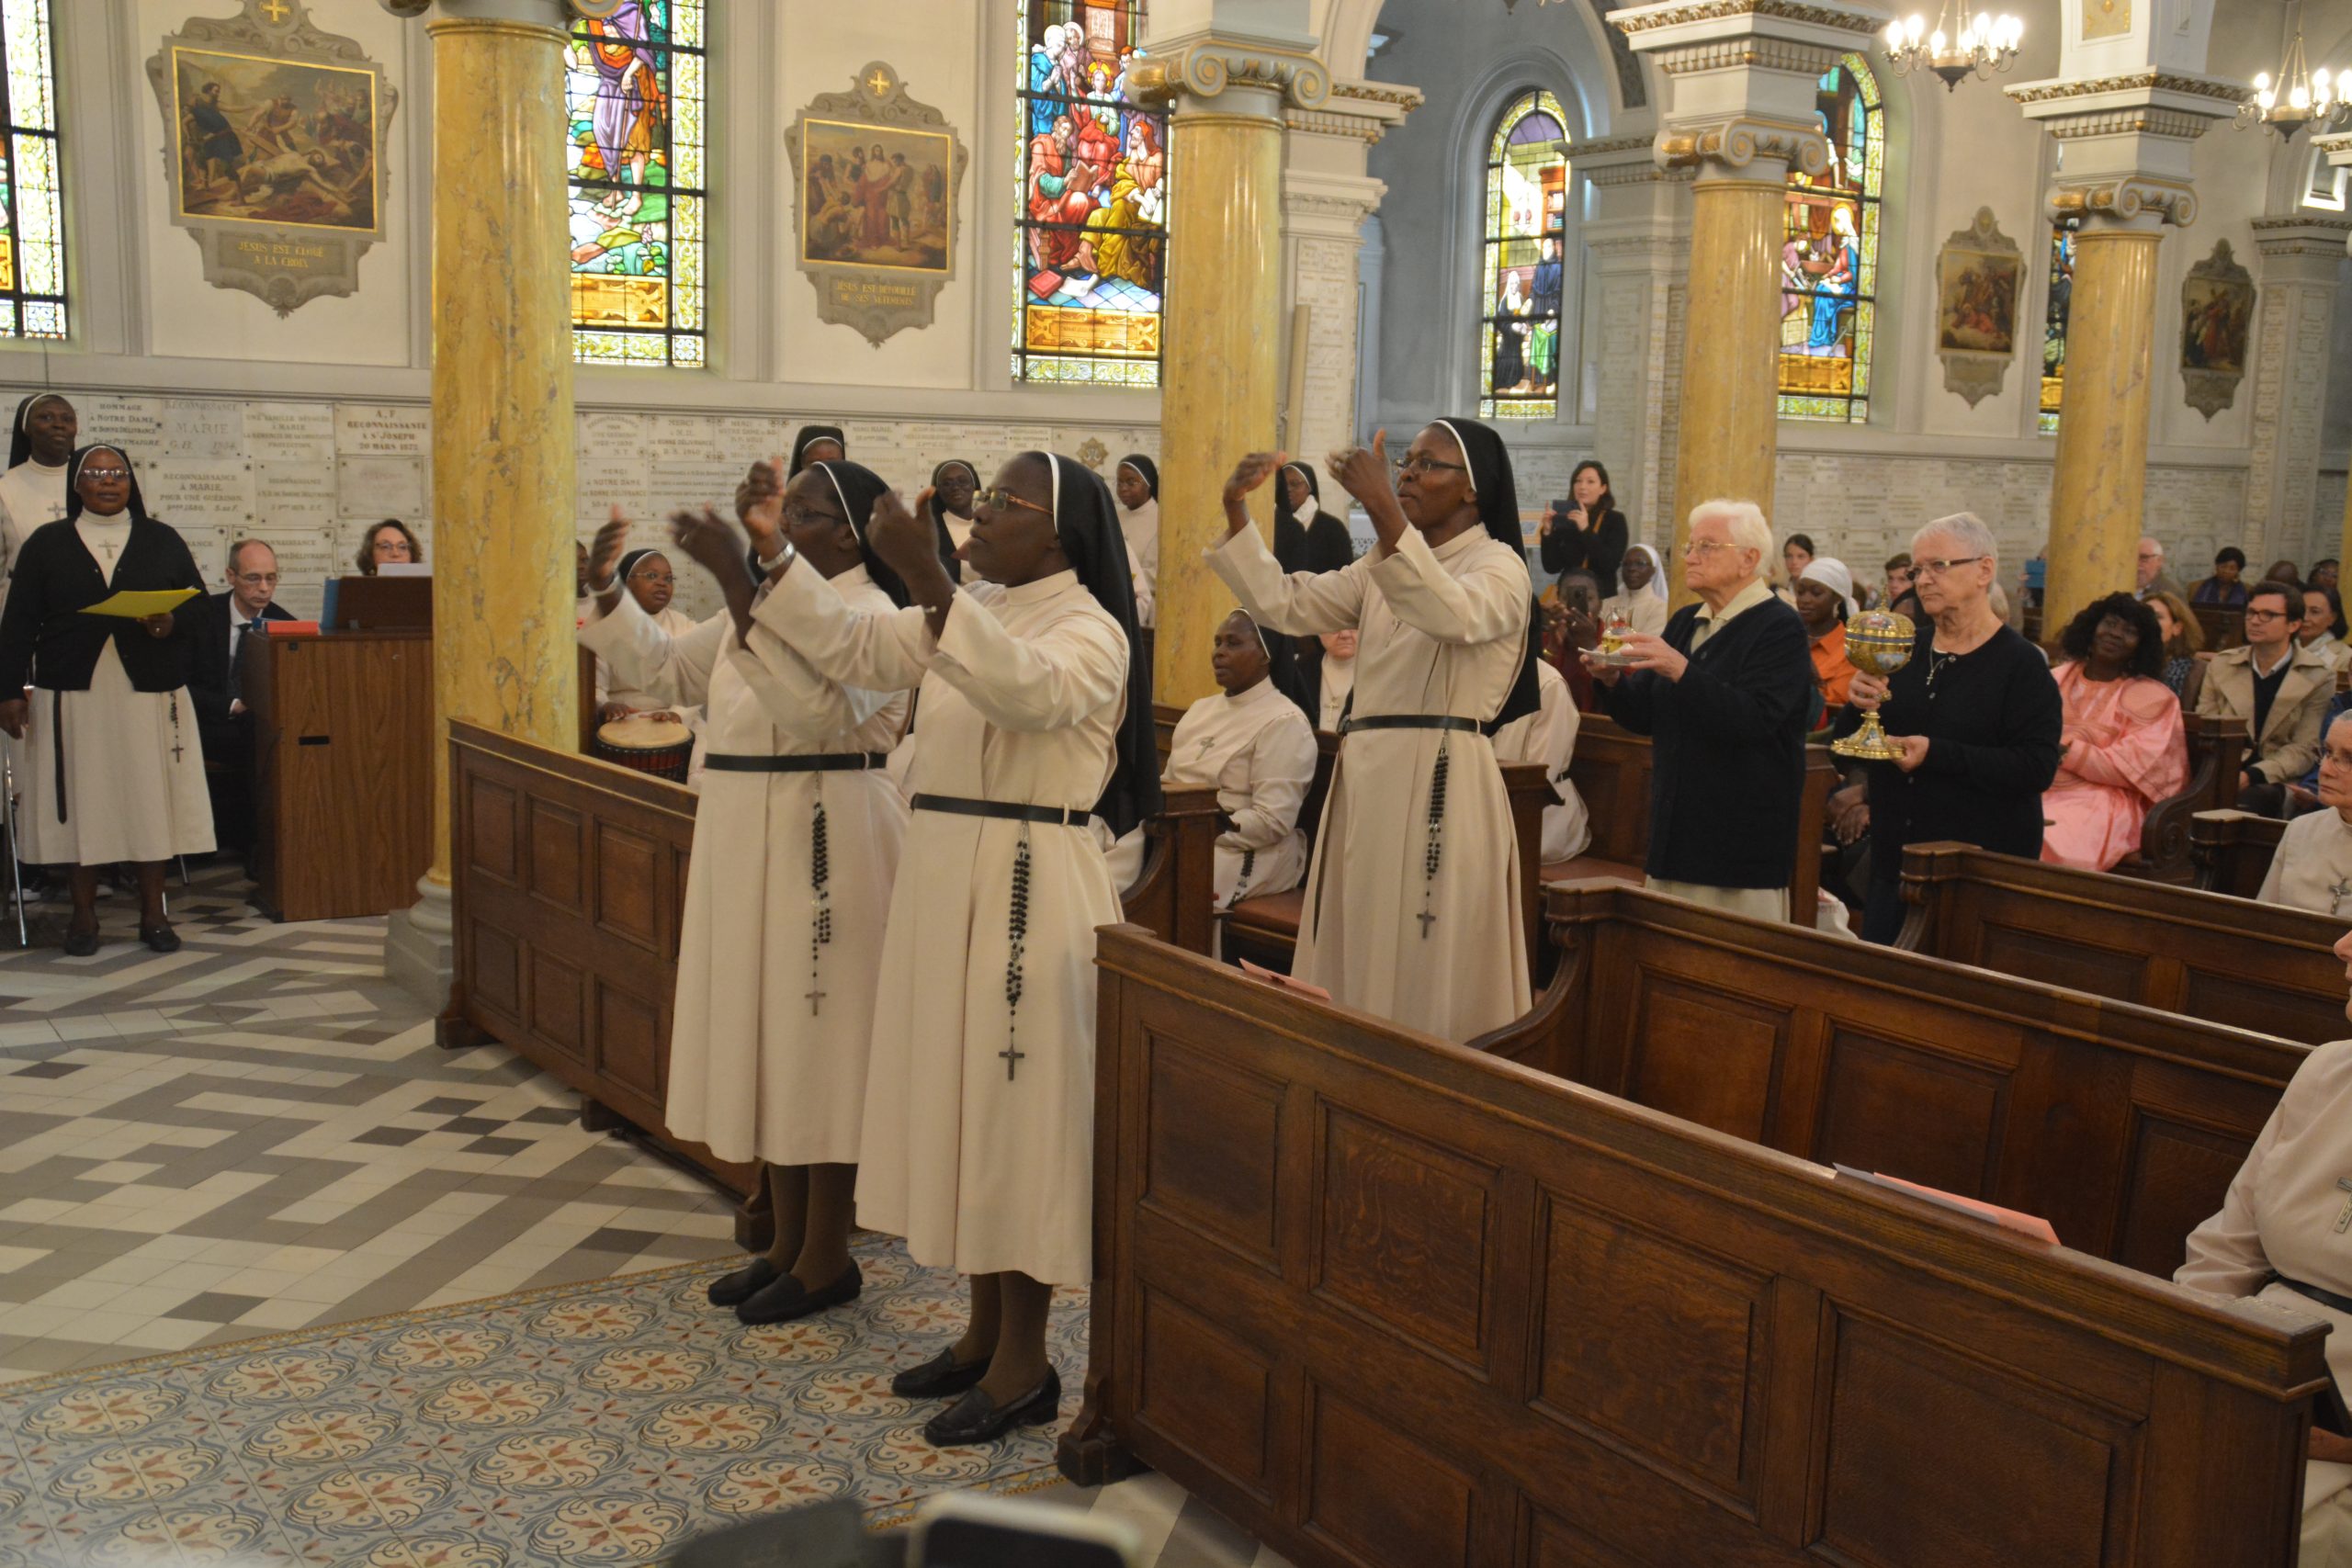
[0,862,1291,1567]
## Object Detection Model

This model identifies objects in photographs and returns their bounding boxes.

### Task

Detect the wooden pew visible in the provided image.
[1477,880,2309,1273]
[446,721,1221,1240]
[1895,840,2348,1043]
[1221,732,1551,976]
[2108,713,2245,883]
[2193,807,2289,898]
[2194,603,2245,651]
[1066,918,2325,1565]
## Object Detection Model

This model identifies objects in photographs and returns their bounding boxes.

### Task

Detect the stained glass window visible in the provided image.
[1777,52,1882,423]
[0,0,64,341]
[2040,219,2076,436]
[1013,1,1166,387]
[565,1,704,367]
[1478,92,1568,421]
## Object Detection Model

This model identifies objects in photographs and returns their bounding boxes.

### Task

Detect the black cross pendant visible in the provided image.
[170,735,185,763]
[805,987,825,1017]
[1000,1043,1025,1081]
[1416,908,1437,939]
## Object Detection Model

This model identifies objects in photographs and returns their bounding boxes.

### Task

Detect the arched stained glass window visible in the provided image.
[2040,219,2077,436]
[566,1,706,367]
[1479,91,1568,421]
[1013,0,1166,387]
[0,0,64,341]
[1777,52,1882,423]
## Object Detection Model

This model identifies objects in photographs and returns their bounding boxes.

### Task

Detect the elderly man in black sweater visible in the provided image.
[1585,499,1817,921]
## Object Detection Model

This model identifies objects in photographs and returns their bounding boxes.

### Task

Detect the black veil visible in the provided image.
[1430,417,1542,735]
[808,460,913,609]
[1035,451,1159,838]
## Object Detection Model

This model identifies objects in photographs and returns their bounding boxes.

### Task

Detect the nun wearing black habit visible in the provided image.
[747,449,1155,1447]
[0,391,77,599]
[0,446,214,955]
[1210,420,1540,1044]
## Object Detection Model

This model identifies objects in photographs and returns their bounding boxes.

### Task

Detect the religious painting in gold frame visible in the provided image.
[2180,239,2254,420]
[1934,207,2021,408]
[784,62,968,347]
[144,0,397,317]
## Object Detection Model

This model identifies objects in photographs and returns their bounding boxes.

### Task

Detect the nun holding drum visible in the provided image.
[749,449,1156,1447]
[1211,419,1542,1045]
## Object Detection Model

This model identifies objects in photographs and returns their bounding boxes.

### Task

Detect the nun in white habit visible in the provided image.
[579,460,912,1329]
[1210,419,1541,1044]
[1114,454,1159,630]
[0,392,76,596]
[1493,657,1591,864]
[2177,929,2352,1565]
[1103,606,1317,910]
[751,450,1156,1448]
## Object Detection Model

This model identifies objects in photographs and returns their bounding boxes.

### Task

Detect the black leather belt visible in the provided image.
[2275,1273,2352,1316]
[704,751,889,773]
[1339,714,1481,737]
[911,793,1090,828]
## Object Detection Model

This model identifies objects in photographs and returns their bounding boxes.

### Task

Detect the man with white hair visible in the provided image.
[1841,512,2062,942]
[1584,498,1815,921]
[2136,536,2183,603]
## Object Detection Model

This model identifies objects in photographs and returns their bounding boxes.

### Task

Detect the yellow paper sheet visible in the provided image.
[80,588,199,619]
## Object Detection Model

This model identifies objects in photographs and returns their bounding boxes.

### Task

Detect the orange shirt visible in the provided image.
[1810,620,1858,716]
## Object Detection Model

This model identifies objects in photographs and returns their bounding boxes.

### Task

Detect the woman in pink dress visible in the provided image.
[2041,592,2187,871]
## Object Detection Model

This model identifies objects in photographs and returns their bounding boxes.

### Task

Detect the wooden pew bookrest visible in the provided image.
[2194,807,2288,899]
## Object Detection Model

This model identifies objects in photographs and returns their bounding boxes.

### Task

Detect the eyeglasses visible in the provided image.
[781,500,845,530]
[627,568,674,585]
[1390,456,1470,478]
[232,571,279,586]
[1913,557,1984,578]
[1682,539,1739,558]
[80,467,130,482]
[2244,608,2295,624]
[2322,748,2352,771]
[976,487,1052,516]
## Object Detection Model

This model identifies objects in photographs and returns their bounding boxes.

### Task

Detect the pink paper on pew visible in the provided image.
[1238,959,1332,1001]
[1841,1168,2061,1245]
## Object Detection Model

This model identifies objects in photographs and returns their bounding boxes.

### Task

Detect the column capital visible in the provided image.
[1283,79,1419,144]
[2322,130,2352,171]
[378,0,575,28]
[1281,170,1385,233]
[2251,216,2352,279]
[2008,72,2239,231]
[1611,0,1888,184]
[1130,32,1331,118]
[1568,134,1692,187]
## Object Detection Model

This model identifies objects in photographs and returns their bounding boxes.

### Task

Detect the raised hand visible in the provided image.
[1222,451,1286,511]
[865,487,940,588]
[589,505,631,590]
[668,507,750,587]
[734,457,784,527]
[1325,429,1390,513]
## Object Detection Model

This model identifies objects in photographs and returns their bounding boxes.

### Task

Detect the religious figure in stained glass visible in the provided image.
[1013,0,1165,388]
[1479,92,1568,421]
[565,0,705,367]
[1778,53,1882,423]
[0,0,66,339]
[2041,220,2076,435]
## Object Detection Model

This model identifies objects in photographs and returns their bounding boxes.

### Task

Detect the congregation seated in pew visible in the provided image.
[2144,588,2205,708]
[2040,592,2186,873]
[2198,576,2332,817]
[2263,710,2352,918]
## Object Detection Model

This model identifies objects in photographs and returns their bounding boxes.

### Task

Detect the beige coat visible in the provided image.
[2197,641,2335,785]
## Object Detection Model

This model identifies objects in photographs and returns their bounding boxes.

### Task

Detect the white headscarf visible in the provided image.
[1622,542,1667,603]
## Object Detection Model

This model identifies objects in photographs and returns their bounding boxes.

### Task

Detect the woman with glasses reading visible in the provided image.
[0,446,214,954]
[1838,513,2062,943]
[1210,422,1541,1045]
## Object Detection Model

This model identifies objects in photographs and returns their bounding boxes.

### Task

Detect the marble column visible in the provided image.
[2244,218,2352,569]
[2011,76,2233,626]
[1612,0,1882,594]
[1570,136,1692,549]
[1136,12,1329,708]
[381,0,580,1011]
[2321,135,2352,570]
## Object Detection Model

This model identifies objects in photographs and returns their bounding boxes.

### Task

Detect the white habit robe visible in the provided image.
[2261,809,2352,918]
[1105,675,1317,906]
[1317,652,1356,732]
[1210,521,1533,1043]
[755,563,1126,1288]
[1493,659,1591,864]
[2177,1038,2352,1565]
[0,457,70,603]
[578,575,910,1168]
[17,517,215,866]
[1120,499,1159,630]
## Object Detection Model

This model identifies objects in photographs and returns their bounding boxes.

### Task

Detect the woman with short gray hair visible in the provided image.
[1837,512,2062,942]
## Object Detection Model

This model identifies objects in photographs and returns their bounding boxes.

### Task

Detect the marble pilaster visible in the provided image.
[2009,72,2236,627]
[2320,135,2352,571]
[380,0,580,1010]
[1611,0,1886,594]
[2243,219,2352,570]
[1136,10,1329,708]
[1569,135,1691,548]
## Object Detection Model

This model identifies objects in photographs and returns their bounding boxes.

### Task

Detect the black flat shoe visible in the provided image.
[736,1260,861,1325]
[922,1366,1061,1447]
[137,922,180,954]
[890,1348,993,1400]
[706,1258,781,1308]
[61,925,98,958]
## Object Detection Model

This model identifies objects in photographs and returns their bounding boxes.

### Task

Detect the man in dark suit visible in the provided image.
[185,538,292,854]
[1583,500,1816,923]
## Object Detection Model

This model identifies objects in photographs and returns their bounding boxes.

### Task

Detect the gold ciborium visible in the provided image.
[1829,608,1917,761]
[1585,605,1638,668]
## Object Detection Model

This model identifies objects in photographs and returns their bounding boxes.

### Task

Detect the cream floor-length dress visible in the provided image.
[578,573,909,1168]
[754,564,1126,1288]
[1210,522,1532,1043]
[1104,675,1316,906]
[2177,1038,2352,1565]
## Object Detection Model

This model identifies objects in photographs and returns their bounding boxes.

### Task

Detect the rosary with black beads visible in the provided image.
[1416,740,1450,940]
[1000,831,1033,1080]
[806,795,832,1016]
